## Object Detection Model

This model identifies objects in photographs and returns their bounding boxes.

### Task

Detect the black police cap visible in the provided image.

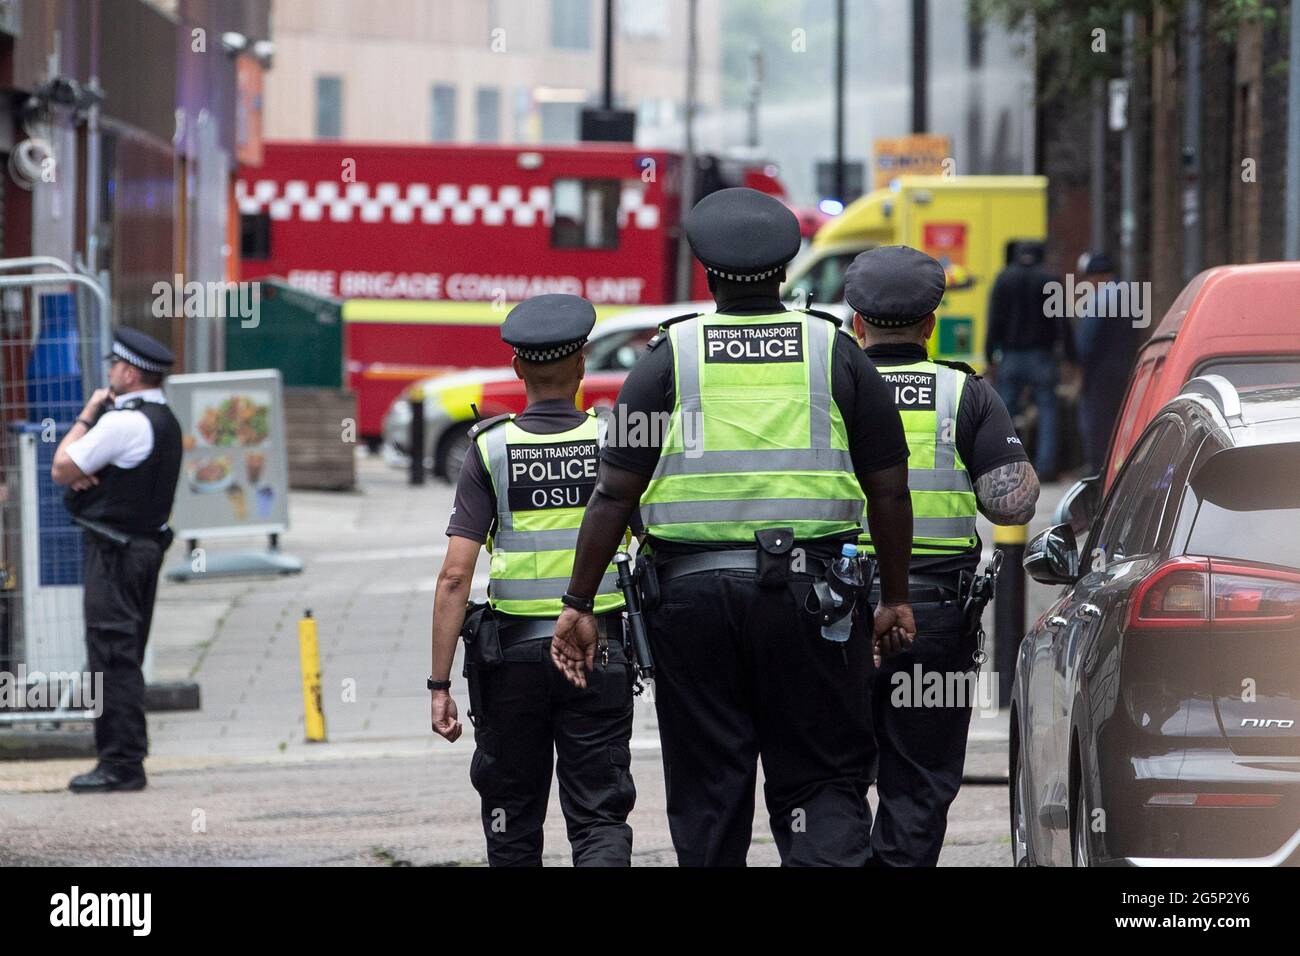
[500,293,597,362]
[107,327,175,373]
[685,187,801,282]
[844,245,947,328]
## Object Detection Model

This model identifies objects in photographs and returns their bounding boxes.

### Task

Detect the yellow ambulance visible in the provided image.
[783,175,1048,372]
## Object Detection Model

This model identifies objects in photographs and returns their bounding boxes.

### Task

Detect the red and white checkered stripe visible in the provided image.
[236,179,661,229]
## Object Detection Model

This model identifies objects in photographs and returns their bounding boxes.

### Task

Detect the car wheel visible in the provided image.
[1011,746,1033,866]
[1072,788,1091,867]
[438,425,473,485]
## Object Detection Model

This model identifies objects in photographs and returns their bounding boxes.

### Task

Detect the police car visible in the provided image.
[381,304,708,482]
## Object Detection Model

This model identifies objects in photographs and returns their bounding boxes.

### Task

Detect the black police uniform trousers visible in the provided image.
[82,530,168,772]
[869,599,976,866]
[645,568,874,866]
[467,624,636,867]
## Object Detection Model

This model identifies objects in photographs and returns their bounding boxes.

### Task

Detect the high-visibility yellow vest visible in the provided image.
[641,312,865,543]
[476,412,624,617]
[860,359,978,557]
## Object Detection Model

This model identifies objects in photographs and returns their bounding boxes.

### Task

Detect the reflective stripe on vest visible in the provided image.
[860,360,978,556]
[478,413,624,617]
[641,312,865,543]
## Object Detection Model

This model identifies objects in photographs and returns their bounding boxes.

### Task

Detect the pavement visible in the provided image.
[0,453,1068,866]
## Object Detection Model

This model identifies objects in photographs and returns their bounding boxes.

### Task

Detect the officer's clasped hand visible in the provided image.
[871,602,917,668]
[551,606,598,688]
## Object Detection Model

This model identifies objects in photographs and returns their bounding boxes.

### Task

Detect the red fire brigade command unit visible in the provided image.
[236,141,788,440]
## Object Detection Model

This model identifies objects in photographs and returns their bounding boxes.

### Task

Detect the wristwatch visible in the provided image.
[561,592,595,613]
[426,677,451,691]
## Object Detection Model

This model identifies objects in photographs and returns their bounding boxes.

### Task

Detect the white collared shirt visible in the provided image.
[65,387,168,476]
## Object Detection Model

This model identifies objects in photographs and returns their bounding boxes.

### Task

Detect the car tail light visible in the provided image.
[1211,563,1300,629]
[1129,558,1210,630]
[1128,558,1300,631]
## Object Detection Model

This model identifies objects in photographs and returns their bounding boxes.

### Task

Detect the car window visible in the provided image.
[1187,443,1300,567]
[585,328,656,371]
[1196,357,1300,387]
[784,251,858,307]
[1092,419,1185,566]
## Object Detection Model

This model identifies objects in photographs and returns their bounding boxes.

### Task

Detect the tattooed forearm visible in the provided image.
[974,461,1040,525]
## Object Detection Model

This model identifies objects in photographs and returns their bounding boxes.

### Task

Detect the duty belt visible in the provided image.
[654,548,830,585]
[496,614,622,649]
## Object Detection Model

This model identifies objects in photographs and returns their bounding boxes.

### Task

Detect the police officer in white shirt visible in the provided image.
[51,327,183,793]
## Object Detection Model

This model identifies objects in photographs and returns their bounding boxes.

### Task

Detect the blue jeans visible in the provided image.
[995,348,1059,476]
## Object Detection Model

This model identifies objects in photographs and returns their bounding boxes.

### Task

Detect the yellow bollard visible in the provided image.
[298,610,327,743]
[992,523,1029,546]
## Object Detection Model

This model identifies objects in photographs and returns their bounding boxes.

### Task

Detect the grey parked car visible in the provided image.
[1011,377,1300,865]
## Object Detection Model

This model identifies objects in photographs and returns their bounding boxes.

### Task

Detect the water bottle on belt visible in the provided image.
[820,543,863,644]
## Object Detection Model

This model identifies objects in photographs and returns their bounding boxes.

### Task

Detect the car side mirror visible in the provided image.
[1024,523,1080,585]
[1052,474,1101,538]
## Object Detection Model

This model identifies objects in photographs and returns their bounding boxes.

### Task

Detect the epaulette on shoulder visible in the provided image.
[467,412,512,440]
[934,358,980,378]
[118,397,145,410]
[647,312,700,350]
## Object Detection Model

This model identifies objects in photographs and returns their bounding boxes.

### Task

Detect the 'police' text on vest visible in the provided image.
[704,324,804,363]
[507,440,599,511]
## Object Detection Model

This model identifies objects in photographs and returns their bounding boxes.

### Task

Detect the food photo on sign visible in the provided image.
[182,390,276,523]
[164,371,293,559]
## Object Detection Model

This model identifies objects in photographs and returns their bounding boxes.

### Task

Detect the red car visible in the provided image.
[1058,262,1300,529]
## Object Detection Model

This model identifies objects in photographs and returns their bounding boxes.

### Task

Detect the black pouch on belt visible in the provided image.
[635,553,661,611]
[461,600,502,670]
[754,527,795,590]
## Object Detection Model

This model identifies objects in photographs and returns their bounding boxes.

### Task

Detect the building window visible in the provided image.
[618,0,667,38]
[315,75,343,139]
[476,87,501,143]
[551,178,619,250]
[551,0,591,50]
[539,100,581,144]
[432,84,457,142]
[512,87,532,142]
[240,212,272,261]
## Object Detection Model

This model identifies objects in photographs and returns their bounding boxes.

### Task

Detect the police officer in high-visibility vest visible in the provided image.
[428,294,635,867]
[550,188,918,867]
[844,246,1041,866]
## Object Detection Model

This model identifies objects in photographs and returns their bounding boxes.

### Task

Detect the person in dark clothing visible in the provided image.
[52,327,183,794]
[845,246,1040,866]
[429,294,636,867]
[550,188,917,867]
[1073,251,1140,474]
[985,240,1074,480]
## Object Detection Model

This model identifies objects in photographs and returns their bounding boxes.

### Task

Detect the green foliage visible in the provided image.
[973,0,1286,97]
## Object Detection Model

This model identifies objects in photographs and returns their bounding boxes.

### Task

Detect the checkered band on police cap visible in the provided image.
[700,263,785,283]
[112,340,168,373]
[513,339,587,363]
